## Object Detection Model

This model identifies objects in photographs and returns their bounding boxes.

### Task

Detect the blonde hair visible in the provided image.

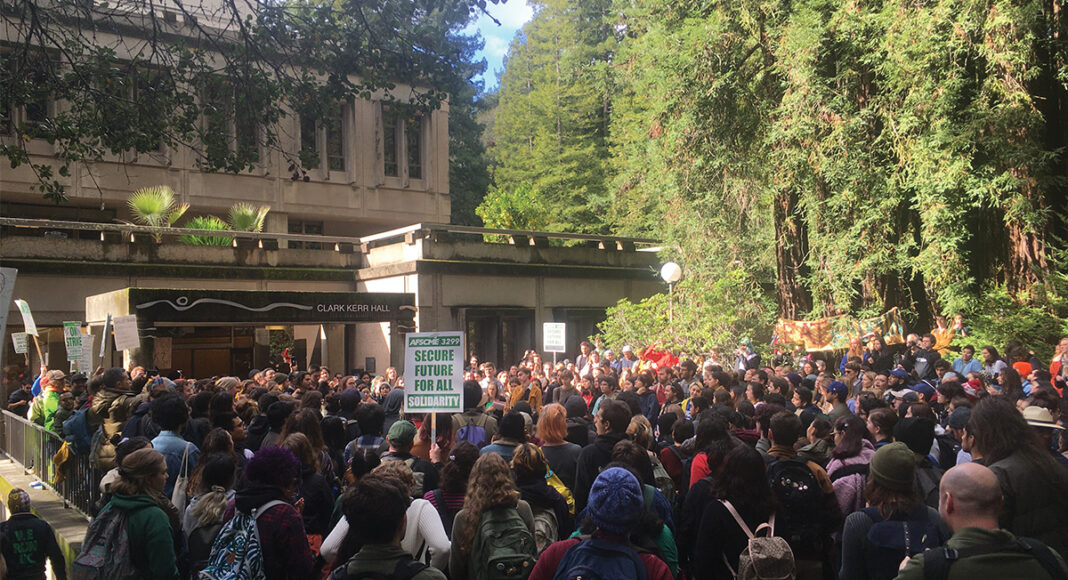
[372,460,417,494]
[537,403,568,444]
[626,415,652,449]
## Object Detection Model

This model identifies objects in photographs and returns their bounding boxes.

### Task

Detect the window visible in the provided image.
[406,115,423,180]
[201,77,262,165]
[381,103,424,180]
[288,219,323,250]
[383,106,398,177]
[325,105,344,171]
[299,102,346,175]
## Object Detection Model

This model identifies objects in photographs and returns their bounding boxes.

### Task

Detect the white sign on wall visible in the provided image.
[543,322,567,353]
[113,315,140,351]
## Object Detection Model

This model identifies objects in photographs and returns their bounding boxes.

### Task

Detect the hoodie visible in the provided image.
[107,494,179,579]
[244,414,270,452]
[516,477,571,541]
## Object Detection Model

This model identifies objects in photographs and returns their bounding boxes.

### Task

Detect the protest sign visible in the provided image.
[113,315,140,351]
[543,322,566,353]
[14,299,37,336]
[12,333,28,354]
[403,332,464,414]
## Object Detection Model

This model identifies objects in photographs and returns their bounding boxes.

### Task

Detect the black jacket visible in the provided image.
[245,415,270,452]
[0,513,67,580]
[516,478,571,541]
[573,432,627,512]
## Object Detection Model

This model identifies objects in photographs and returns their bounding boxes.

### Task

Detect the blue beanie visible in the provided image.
[587,467,643,535]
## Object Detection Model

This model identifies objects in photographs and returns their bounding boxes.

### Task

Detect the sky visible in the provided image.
[466,0,535,91]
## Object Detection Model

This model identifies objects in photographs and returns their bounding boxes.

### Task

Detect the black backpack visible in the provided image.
[766,458,825,549]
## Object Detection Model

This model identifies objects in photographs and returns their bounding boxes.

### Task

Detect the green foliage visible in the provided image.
[597,272,778,355]
[475,182,552,230]
[485,0,617,233]
[126,186,190,241]
[228,204,270,233]
[181,216,233,246]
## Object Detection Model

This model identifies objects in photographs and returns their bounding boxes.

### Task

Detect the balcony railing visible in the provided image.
[0,410,101,520]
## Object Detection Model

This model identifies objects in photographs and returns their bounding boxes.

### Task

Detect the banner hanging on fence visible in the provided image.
[775,307,906,352]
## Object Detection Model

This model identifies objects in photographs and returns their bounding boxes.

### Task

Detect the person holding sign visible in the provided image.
[30,369,67,432]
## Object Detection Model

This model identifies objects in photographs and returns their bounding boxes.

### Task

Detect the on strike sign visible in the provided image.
[403,332,464,414]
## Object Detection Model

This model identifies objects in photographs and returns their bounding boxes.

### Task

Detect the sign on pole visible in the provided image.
[64,321,84,370]
[12,333,28,354]
[99,314,112,358]
[80,334,95,370]
[403,332,464,414]
[543,322,567,353]
[112,315,140,351]
[13,299,37,336]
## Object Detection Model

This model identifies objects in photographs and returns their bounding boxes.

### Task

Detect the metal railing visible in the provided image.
[0,410,101,520]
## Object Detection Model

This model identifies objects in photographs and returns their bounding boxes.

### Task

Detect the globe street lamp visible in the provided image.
[661,262,682,330]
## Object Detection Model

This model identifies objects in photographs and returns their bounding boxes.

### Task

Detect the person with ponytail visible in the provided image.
[183,454,237,574]
[98,448,180,579]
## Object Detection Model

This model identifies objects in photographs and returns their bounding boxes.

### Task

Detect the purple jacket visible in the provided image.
[826,439,876,516]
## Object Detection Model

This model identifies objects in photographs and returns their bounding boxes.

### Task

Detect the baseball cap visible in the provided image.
[387,420,417,447]
[45,370,67,383]
[621,345,633,353]
[826,381,849,400]
[890,369,911,380]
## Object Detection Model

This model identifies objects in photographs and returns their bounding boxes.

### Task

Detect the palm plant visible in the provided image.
[180,215,233,246]
[229,203,270,232]
[127,186,189,241]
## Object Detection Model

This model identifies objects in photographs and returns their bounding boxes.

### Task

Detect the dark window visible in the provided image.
[288,219,323,250]
[300,115,319,169]
[406,115,422,179]
[383,106,398,177]
[325,104,344,172]
[235,88,259,162]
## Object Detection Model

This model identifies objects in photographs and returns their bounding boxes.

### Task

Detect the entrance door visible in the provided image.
[464,309,535,368]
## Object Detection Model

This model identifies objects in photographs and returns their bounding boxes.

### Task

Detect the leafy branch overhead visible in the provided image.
[1,0,497,203]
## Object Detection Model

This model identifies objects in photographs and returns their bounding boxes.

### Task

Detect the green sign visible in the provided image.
[403,332,464,413]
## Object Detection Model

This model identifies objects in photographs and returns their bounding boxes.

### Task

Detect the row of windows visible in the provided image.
[1,87,426,181]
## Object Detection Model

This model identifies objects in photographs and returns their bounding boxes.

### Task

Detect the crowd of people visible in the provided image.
[2,332,1068,580]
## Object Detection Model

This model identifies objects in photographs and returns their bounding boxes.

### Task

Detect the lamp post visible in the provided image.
[660,261,683,331]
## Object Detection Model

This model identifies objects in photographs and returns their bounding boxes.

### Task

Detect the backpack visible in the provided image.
[719,500,796,580]
[531,506,559,556]
[432,489,460,537]
[330,557,429,580]
[456,413,490,448]
[551,537,648,580]
[829,463,869,482]
[72,504,142,580]
[915,462,944,508]
[921,537,1068,580]
[199,499,288,580]
[189,522,225,574]
[63,407,94,455]
[859,504,944,580]
[403,457,426,497]
[766,458,824,549]
[470,506,537,580]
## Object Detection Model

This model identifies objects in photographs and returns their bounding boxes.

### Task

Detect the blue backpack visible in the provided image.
[455,413,490,447]
[63,407,93,455]
[552,538,648,580]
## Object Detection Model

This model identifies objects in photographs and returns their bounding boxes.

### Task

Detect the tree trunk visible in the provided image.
[774,186,812,319]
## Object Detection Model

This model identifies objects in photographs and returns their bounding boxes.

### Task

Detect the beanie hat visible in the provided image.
[947,407,971,430]
[869,442,916,492]
[893,417,935,456]
[387,420,417,447]
[890,368,911,381]
[587,467,643,535]
[340,388,361,412]
[785,373,802,388]
[1012,361,1033,378]
[8,488,31,514]
[564,396,588,419]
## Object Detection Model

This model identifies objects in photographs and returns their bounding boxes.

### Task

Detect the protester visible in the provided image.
[0,489,66,580]
[380,419,440,497]
[894,462,1068,579]
[573,399,630,512]
[423,441,480,536]
[529,467,674,580]
[184,454,237,574]
[448,453,536,579]
[826,414,876,515]
[538,403,582,489]
[327,475,446,580]
[512,443,571,548]
[839,442,949,580]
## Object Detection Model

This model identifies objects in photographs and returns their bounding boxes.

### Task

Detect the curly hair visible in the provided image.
[244,446,301,489]
[281,432,320,472]
[372,459,417,494]
[457,453,520,553]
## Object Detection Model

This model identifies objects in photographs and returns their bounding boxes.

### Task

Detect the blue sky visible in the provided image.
[466,0,534,91]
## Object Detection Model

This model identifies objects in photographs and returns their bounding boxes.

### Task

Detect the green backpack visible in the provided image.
[470,506,537,580]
